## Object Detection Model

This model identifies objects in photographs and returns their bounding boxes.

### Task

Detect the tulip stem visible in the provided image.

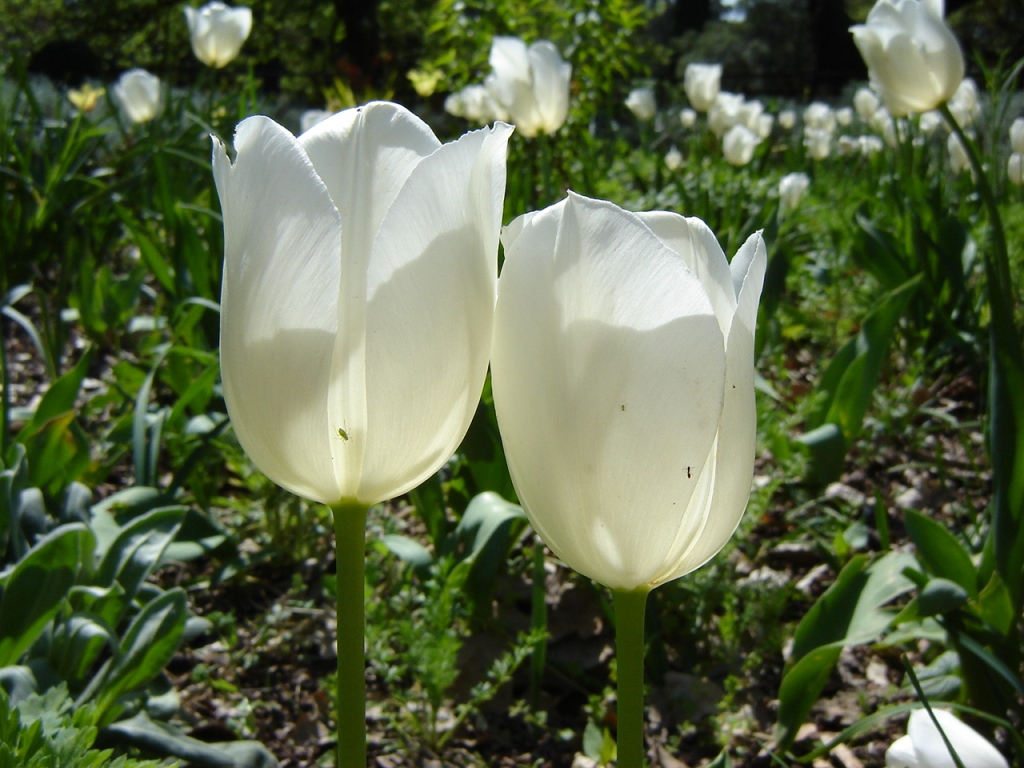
[332,501,369,768]
[613,587,650,768]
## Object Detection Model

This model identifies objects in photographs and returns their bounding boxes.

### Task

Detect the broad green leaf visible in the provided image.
[50,614,113,683]
[456,492,526,609]
[96,588,188,724]
[914,578,969,617]
[903,509,977,595]
[0,524,94,667]
[96,507,184,603]
[777,645,843,751]
[379,534,433,571]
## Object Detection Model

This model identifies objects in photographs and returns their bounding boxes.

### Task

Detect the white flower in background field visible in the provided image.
[804,127,833,160]
[919,111,943,134]
[947,132,971,175]
[664,146,683,170]
[625,87,657,122]
[185,1,252,68]
[1008,153,1023,185]
[755,113,774,139]
[300,109,334,134]
[722,123,760,166]
[860,134,885,155]
[803,101,837,133]
[886,709,1008,768]
[778,109,797,130]
[837,135,860,155]
[445,84,509,125]
[684,62,723,112]
[708,92,744,137]
[1010,117,1024,154]
[947,77,980,128]
[738,98,764,132]
[850,0,964,117]
[836,106,854,127]
[680,107,698,128]
[113,68,161,123]
[484,36,571,138]
[779,172,810,216]
[854,87,881,121]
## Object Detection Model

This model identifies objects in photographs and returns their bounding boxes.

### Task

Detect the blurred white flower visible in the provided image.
[1008,116,1024,154]
[722,123,760,166]
[680,107,698,128]
[708,91,744,137]
[778,109,797,130]
[854,87,881,121]
[804,127,832,160]
[684,62,723,112]
[756,113,774,139]
[113,68,161,123]
[184,1,252,68]
[779,172,810,216]
[860,134,885,155]
[837,135,860,155]
[919,110,943,134]
[445,84,509,125]
[804,101,837,133]
[947,77,980,128]
[664,146,683,170]
[738,99,764,132]
[886,709,1008,768]
[300,109,333,134]
[836,106,854,126]
[625,87,657,122]
[947,132,971,175]
[485,36,571,137]
[1009,153,1023,185]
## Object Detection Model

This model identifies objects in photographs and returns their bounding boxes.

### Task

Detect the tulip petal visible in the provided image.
[886,735,921,767]
[636,212,737,339]
[529,41,571,134]
[660,230,766,581]
[493,193,727,589]
[356,121,513,504]
[908,710,1009,768]
[214,116,345,504]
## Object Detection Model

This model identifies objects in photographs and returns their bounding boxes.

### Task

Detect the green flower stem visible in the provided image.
[332,501,369,768]
[613,587,651,768]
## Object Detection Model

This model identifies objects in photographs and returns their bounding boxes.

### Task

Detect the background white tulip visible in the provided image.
[113,68,161,123]
[722,123,760,166]
[1009,153,1023,186]
[185,1,252,68]
[684,62,723,112]
[854,87,881,121]
[803,127,833,160]
[680,107,698,128]
[664,146,683,170]
[624,87,656,122]
[886,709,1008,768]
[213,102,512,507]
[1009,117,1024,154]
[708,91,744,137]
[485,36,571,138]
[850,0,964,117]
[445,83,509,125]
[491,192,766,591]
[779,172,810,215]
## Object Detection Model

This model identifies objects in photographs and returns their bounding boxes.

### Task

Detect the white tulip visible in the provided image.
[684,63,723,112]
[446,83,509,125]
[113,68,161,123]
[485,36,571,138]
[854,87,881,121]
[779,172,810,215]
[491,192,766,590]
[1008,117,1024,154]
[947,77,980,128]
[664,146,683,170]
[213,102,512,506]
[886,709,1008,768]
[1009,153,1024,186]
[184,1,252,68]
[778,109,797,130]
[804,128,833,160]
[850,0,964,117]
[722,123,760,166]
[708,91,744,137]
[680,107,698,128]
[836,106,854,126]
[625,87,657,122]
[947,132,971,175]
[804,101,837,133]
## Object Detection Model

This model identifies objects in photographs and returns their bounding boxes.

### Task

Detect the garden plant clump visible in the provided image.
[2,0,1023,766]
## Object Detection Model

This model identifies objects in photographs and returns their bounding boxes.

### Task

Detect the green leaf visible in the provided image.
[456,492,526,609]
[379,534,434,571]
[95,588,188,723]
[778,551,917,752]
[914,578,970,617]
[0,524,94,667]
[903,509,977,595]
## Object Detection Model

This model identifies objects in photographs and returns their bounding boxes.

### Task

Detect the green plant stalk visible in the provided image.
[939,103,1024,608]
[613,587,650,768]
[332,501,369,768]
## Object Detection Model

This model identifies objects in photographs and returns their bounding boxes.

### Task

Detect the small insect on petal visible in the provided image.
[337,428,350,441]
